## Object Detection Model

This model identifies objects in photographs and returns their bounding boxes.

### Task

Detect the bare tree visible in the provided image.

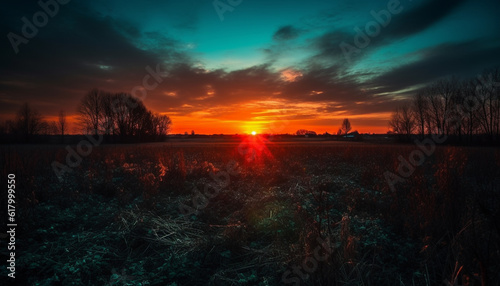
[112,93,152,137]
[388,111,401,134]
[475,68,500,138]
[426,77,459,135]
[100,92,116,135]
[77,88,172,140]
[58,110,67,137]
[341,118,351,136]
[48,121,59,135]
[412,91,429,138]
[155,113,172,137]
[78,88,107,135]
[461,80,480,139]
[389,104,416,136]
[426,87,442,135]
[113,92,132,136]
[16,103,45,137]
[493,68,500,137]
[388,66,500,142]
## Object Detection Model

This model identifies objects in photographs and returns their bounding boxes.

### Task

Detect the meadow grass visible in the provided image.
[1,140,499,285]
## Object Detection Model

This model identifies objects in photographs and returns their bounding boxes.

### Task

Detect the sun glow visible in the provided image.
[238,132,273,163]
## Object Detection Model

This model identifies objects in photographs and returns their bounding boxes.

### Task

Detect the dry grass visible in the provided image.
[1,141,499,285]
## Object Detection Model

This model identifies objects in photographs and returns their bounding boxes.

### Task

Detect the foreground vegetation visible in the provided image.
[1,139,499,285]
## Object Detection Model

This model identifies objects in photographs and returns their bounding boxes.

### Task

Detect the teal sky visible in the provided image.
[86,0,500,74]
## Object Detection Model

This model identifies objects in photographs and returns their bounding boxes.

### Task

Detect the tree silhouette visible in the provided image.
[78,88,103,135]
[155,114,172,137]
[388,104,415,136]
[388,67,500,142]
[16,103,45,137]
[58,110,67,138]
[412,92,428,138]
[296,129,308,136]
[77,89,172,141]
[341,118,351,136]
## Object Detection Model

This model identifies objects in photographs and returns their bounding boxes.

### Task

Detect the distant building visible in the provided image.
[297,129,317,137]
[305,131,317,137]
[343,131,359,138]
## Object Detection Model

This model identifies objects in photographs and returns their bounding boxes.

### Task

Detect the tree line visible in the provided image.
[78,88,171,140]
[0,103,67,140]
[389,67,500,142]
[296,118,356,137]
[0,88,172,143]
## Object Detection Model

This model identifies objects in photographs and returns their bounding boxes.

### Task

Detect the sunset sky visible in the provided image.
[2,0,500,134]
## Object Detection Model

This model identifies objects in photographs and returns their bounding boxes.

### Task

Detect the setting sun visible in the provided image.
[251,131,257,135]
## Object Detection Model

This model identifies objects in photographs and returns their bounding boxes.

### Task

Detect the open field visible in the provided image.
[1,138,499,285]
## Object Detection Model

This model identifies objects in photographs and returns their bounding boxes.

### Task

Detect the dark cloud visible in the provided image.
[309,0,468,65]
[273,25,300,41]
[309,30,357,66]
[366,37,500,94]
[146,63,284,113]
[384,0,467,39]
[0,1,189,117]
[143,62,400,119]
